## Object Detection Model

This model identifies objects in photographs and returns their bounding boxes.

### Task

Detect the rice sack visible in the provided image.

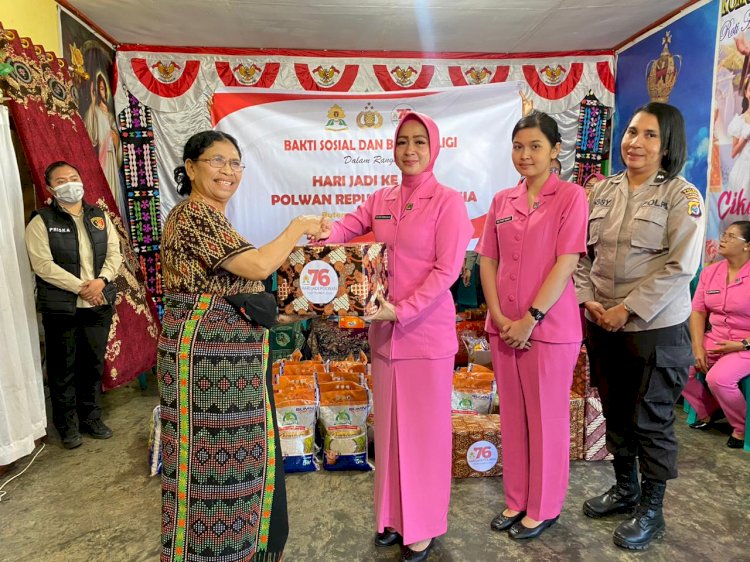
[319,388,371,471]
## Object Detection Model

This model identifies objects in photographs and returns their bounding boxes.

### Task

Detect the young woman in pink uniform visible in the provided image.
[316,112,472,561]
[477,111,588,540]
[683,220,750,448]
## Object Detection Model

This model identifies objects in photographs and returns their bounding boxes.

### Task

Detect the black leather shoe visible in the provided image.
[400,539,434,561]
[727,435,744,448]
[490,510,525,531]
[80,419,113,439]
[374,529,401,547]
[688,418,711,429]
[508,516,559,540]
[61,429,82,449]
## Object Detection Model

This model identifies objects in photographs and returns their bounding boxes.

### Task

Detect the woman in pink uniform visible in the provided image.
[683,220,750,448]
[316,112,472,561]
[477,111,588,540]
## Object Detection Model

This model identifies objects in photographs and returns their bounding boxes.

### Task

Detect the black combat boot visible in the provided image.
[612,478,666,550]
[583,456,640,518]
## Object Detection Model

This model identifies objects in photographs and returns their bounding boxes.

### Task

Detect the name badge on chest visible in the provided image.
[375,214,392,220]
[496,216,513,224]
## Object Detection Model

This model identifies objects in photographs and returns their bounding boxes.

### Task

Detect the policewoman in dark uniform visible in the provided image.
[574,103,705,550]
[25,161,122,449]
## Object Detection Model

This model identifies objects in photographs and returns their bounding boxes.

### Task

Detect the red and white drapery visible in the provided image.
[113,46,615,220]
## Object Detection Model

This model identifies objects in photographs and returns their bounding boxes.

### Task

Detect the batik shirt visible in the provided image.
[162,199,264,295]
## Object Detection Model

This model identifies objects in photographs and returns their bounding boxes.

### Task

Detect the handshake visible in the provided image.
[292,215,333,242]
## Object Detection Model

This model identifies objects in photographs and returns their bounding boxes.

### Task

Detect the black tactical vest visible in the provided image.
[33,200,110,314]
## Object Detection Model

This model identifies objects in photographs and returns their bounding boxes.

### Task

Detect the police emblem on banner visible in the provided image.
[325,104,348,131]
[357,103,383,129]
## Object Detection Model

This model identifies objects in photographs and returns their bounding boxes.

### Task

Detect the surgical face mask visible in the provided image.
[52,181,84,204]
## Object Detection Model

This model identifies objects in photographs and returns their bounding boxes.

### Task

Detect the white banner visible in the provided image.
[213,82,523,247]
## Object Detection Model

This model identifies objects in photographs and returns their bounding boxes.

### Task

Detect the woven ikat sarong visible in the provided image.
[158,293,287,561]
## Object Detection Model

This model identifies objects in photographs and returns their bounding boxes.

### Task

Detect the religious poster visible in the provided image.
[59,8,123,207]
[708,0,750,261]
[613,0,719,202]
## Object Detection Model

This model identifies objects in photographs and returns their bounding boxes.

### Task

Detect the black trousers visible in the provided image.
[586,320,693,481]
[42,306,114,432]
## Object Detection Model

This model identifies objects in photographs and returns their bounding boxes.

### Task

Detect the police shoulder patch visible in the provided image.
[687,200,702,218]
[680,187,701,202]
[90,216,106,230]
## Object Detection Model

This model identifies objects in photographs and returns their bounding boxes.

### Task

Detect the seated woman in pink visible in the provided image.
[683,220,750,448]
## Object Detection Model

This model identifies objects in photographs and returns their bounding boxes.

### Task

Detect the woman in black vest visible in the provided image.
[25,161,122,449]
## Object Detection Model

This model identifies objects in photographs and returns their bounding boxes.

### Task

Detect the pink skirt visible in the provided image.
[371,355,454,545]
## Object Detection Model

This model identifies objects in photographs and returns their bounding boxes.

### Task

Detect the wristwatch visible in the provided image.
[742,338,750,351]
[528,307,545,322]
[98,276,108,284]
[623,302,634,315]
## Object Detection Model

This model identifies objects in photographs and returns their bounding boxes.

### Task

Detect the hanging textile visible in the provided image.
[119,92,164,317]
[0,25,160,390]
[0,105,47,465]
[572,92,610,185]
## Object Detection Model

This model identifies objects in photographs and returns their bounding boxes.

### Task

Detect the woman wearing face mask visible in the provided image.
[477,111,588,540]
[574,103,705,550]
[315,112,473,561]
[25,161,122,449]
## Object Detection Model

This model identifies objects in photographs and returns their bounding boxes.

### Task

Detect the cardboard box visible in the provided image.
[277,243,388,317]
[584,389,613,461]
[569,392,585,461]
[452,414,502,478]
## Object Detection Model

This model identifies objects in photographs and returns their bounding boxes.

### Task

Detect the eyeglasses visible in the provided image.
[195,156,245,172]
[720,231,748,242]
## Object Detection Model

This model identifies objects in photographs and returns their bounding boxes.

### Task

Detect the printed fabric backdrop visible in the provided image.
[708,0,750,262]
[613,1,719,197]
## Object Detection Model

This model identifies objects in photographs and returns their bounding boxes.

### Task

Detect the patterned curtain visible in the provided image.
[119,92,164,317]
[0,25,160,390]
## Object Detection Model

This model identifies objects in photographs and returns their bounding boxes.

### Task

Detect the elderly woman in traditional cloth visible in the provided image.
[316,112,473,562]
[158,130,322,562]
